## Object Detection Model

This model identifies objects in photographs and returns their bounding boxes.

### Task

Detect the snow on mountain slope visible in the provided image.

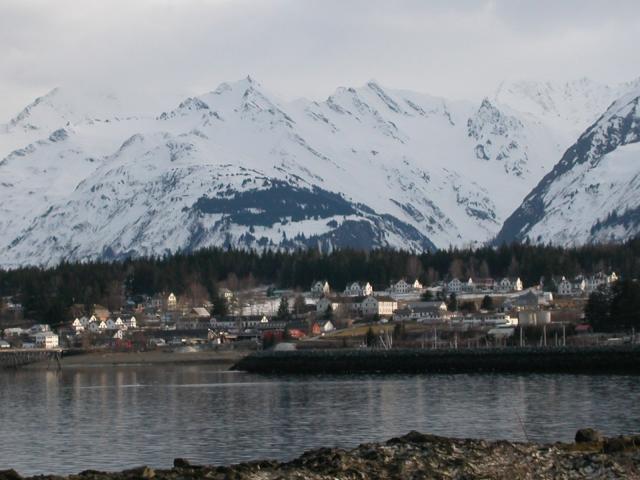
[0,76,630,267]
[493,78,636,139]
[495,86,640,245]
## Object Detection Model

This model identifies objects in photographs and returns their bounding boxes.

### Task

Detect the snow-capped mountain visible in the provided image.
[495,85,640,245]
[493,78,637,138]
[0,76,636,267]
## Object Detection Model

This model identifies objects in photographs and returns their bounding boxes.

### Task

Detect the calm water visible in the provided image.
[1,366,639,475]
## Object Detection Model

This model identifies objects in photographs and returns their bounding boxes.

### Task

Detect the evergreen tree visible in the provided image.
[447,293,458,311]
[323,304,333,320]
[277,296,290,320]
[585,287,611,330]
[365,327,376,347]
[480,295,494,311]
[212,295,228,316]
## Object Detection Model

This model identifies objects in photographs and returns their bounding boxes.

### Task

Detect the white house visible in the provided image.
[316,297,341,313]
[360,295,398,316]
[127,316,137,329]
[28,324,50,334]
[71,318,85,333]
[389,279,411,294]
[498,277,523,292]
[320,320,335,333]
[3,327,24,337]
[98,320,108,331]
[35,331,59,349]
[557,277,572,295]
[447,278,463,293]
[412,279,423,290]
[310,281,331,297]
[167,292,178,310]
[344,282,373,296]
[113,330,125,340]
[586,272,618,293]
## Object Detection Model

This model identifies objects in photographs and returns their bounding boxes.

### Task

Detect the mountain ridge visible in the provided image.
[0,76,637,268]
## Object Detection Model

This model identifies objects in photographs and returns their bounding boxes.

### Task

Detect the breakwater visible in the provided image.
[233,345,640,374]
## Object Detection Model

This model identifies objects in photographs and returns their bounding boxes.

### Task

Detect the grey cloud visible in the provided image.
[0,0,638,120]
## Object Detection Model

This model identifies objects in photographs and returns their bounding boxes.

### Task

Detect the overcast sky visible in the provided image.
[2,0,639,120]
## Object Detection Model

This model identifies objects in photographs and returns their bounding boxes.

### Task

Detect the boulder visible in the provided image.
[0,470,22,480]
[173,458,191,468]
[575,428,603,443]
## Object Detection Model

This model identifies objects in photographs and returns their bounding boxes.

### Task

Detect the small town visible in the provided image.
[0,269,628,356]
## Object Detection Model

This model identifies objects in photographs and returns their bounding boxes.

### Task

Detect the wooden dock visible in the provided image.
[0,349,63,369]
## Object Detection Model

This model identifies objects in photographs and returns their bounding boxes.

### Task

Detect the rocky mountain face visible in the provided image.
[495,86,640,246]
[0,76,636,267]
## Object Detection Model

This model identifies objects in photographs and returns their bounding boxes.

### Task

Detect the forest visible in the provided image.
[1,238,639,325]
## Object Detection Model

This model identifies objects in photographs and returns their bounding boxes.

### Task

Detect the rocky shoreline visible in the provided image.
[3,429,640,479]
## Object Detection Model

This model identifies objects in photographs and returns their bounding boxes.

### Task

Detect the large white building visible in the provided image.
[35,331,59,349]
[316,295,397,317]
[360,296,398,316]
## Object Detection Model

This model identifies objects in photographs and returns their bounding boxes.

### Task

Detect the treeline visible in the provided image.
[1,239,639,324]
[585,279,640,332]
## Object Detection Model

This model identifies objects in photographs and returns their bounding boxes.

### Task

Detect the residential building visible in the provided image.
[447,278,464,293]
[585,272,618,293]
[452,312,517,326]
[406,301,448,311]
[320,320,335,333]
[219,288,234,300]
[71,318,85,333]
[344,282,373,297]
[393,306,451,323]
[497,277,523,292]
[167,292,178,310]
[360,295,398,316]
[3,327,24,337]
[310,281,331,297]
[557,277,573,295]
[34,331,59,349]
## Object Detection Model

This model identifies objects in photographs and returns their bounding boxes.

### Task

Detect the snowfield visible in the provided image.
[0,76,638,267]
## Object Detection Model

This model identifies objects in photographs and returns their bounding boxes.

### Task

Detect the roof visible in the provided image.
[371,295,396,302]
[191,307,211,318]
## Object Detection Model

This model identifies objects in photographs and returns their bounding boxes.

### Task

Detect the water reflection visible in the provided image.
[0,367,638,475]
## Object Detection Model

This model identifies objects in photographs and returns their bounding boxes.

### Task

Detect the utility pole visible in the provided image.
[562,323,566,347]
[543,324,547,347]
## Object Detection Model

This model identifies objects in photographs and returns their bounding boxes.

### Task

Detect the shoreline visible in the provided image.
[21,349,250,369]
[5,430,639,479]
